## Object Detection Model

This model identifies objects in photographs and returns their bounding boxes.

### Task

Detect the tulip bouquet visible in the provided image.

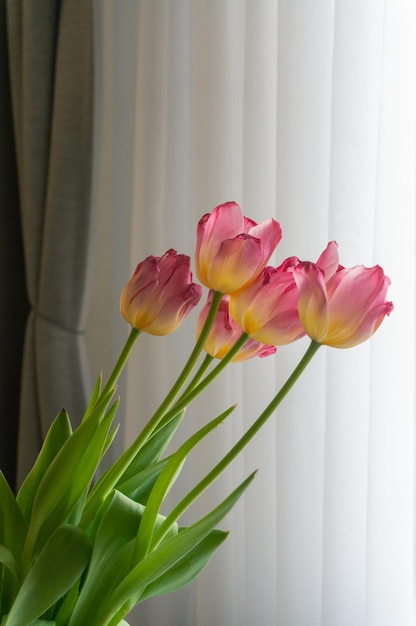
[0,202,392,626]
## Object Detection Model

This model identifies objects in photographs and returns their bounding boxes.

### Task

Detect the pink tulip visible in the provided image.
[195,201,282,294]
[120,249,202,335]
[293,242,393,348]
[229,257,306,346]
[197,293,276,361]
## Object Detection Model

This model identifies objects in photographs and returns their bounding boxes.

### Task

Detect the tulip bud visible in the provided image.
[229,257,305,346]
[195,201,282,294]
[120,249,202,335]
[293,242,393,348]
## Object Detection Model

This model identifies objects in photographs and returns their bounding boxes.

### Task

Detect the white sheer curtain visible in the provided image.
[90,1,416,625]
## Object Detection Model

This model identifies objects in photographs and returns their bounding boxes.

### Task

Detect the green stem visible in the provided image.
[151,339,321,548]
[151,354,214,435]
[83,292,224,524]
[100,327,141,398]
[156,332,249,431]
[180,353,215,396]
[146,290,223,425]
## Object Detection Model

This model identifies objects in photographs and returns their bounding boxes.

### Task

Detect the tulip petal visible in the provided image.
[195,203,282,292]
[196,202,244,286]
[325,300,393,348]
[248,309,306,346]
[293,263,329,343]
[248,219,282,263]
[229,259,305,346]
[120,250,202,334]
[144,284,203,335]
[239,278,300,343]
[316,241,339,280]
[208,235,264,293]
[323,265,392,347]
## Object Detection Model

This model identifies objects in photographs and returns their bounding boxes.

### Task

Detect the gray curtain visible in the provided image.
[1,0,95,487]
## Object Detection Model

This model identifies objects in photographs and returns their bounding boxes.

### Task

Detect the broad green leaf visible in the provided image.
[53,578,81,626]
[23,400,117,562]
[5,525,91,626]
[139,529,228,601]
[0,471,27,560]
[96,472,256,623]
[0,540,21,615]
[17,409,72,524]
[135,406,234,561]
[0,545,18,584]
[81,410,185,530]
[68,491,142,626]
[68,491,177,626]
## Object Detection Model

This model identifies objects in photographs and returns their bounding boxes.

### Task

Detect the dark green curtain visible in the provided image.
[0,0,95,490]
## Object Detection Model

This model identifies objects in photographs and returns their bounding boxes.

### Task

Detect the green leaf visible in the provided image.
[134,406,234,561]
[68,491,177,626]
[81,410,185,530]
[97,472,256,623]
[4,525,91,626]
[117,410,185,483]
[53,578,81,626]
[0,539,22,616]
[81,373,103,422]
[102,424,120,459]
[67,491,142,626]
[0,471,27,561]
[139,528,228,600]
[117,457,171,504]
[0,545,19,584]
[23,399,118,564]
[17,409,72,524]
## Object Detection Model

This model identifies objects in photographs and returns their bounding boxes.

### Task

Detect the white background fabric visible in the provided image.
[89,1,416,625]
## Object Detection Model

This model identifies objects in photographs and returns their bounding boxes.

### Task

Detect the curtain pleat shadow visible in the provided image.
[4,0,95,485]
[0,1,29,491]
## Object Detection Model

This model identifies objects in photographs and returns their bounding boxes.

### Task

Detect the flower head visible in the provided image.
[120,249,202,335]
[197,293,276,361]
[293,241,393,348]
[229,257,306,346]
[195,201,282,293]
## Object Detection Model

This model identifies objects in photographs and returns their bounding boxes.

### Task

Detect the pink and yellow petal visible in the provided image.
[207,235,264,293]
[324,301,393,348]
[327,266,390,329]
[316,241,339,281]
[293,263,330,343]
[248,218,282,262]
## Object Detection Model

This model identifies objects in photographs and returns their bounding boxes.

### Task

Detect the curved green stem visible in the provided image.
[164,353,214,413]
[83,292,223,523]
[156,332,249,432]
[100,327,141,398]
[151,339,321,548]
[147,290,223,424]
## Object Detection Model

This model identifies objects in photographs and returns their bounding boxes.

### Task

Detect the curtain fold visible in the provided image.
[92,1,415,625]
[0,2,28,491]
[4,0,95,484]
